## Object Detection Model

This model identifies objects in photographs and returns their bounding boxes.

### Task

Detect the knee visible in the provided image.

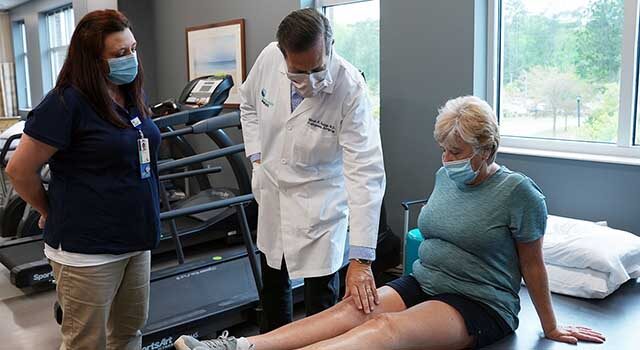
[113,301,148,333]
[334,296,366,315]
[112,315,146,336]
[371,313,394,327]
[323,297,375,324]
[335,313,397,345]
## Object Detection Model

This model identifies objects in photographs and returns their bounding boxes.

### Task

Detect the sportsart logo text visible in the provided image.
[142,331,199,350]
[142,337,172,350]
[33,271,54,281]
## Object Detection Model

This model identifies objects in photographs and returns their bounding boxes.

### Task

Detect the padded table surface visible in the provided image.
[485,279,639,349]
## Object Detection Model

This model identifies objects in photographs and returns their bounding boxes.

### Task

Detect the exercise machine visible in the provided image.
[0,75,250,289]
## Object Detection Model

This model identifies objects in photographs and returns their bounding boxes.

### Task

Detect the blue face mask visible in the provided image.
[442,156,480,186]
[107,52,138,85]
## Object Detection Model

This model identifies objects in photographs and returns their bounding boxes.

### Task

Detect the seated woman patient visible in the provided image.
[176,96,606,350]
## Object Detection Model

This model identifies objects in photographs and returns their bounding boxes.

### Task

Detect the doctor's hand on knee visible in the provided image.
[344,259,379,314]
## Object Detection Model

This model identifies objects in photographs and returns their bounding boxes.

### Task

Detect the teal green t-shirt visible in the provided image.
[413,166,547,330]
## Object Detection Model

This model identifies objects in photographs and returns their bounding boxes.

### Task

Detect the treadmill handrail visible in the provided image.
[160,111,240,139]
[192,111,240,133]
[153,106,223,129]
[158,166,222,181]
[0,133,22,166]
[160,193,254,221]
[157,143,244,172]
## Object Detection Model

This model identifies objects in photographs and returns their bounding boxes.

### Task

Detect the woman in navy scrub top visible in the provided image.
[7,10,160,350]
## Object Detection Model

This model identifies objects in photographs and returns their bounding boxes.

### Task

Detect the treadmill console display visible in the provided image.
[185,79,223,105]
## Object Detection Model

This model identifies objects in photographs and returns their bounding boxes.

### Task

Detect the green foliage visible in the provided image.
[504,0,623,83]
[503,0,581,84]
[333,20,380,98]
[527,66,587,116]
[581,83,619,142]
[574,0,624,82]
[501,0,624,141]
[527,66,590,135]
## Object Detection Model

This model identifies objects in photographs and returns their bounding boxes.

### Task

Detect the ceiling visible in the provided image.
[0,0,32,11]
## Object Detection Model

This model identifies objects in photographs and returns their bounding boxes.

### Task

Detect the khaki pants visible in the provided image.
[50,251,150,350]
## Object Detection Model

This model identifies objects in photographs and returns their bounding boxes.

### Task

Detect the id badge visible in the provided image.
[138,138,151,179]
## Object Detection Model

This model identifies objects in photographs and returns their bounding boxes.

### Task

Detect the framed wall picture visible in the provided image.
[186,18,246,108]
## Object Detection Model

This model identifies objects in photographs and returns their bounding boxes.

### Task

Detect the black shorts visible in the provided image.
[386,275,513,349]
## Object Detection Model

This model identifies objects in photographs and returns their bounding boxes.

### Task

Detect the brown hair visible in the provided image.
[276,8,333,57]
[55,9,149,128]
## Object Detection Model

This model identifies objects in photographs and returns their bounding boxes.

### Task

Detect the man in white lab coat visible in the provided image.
[241,8,386,331]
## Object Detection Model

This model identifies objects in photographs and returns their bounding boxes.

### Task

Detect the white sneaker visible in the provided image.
[174,331,254,350]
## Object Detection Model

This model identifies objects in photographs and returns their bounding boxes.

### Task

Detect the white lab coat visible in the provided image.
[240,42,386,279]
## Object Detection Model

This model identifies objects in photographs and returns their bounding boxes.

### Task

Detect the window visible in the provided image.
[13,21,31,109]
[488,0,640,161]
[45,5,74,88]
[321,0,380,119]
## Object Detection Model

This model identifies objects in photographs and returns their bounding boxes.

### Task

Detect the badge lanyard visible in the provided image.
[128,113,151,180]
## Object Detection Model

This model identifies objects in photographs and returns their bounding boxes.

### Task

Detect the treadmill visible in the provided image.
[0,134,52,289]
[153,75,257,246]
[0,75,248,289]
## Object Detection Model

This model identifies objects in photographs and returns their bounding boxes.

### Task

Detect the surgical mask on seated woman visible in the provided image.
[442,154,480,186]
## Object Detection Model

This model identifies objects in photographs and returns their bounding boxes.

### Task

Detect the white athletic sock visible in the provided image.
[236,337,253,350]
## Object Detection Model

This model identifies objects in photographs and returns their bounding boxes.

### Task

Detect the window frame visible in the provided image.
[44,4,74,89]
[316,0,371,8]
[487,0,640,165]
[13,20,31,109]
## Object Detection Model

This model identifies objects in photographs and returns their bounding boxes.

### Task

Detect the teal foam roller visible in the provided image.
[403,228,424,275]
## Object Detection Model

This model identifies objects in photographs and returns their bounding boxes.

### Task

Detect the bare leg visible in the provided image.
[299,300,475,350]
[247,286,407,350]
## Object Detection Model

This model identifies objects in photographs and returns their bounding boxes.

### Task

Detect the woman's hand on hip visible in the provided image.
[38,214,47,229]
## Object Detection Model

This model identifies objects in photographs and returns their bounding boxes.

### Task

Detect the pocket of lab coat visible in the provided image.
[293,125,339,167]
[301,176,348,232]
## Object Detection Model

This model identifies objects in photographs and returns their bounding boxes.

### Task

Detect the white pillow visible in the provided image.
[544,215,640,288]
[545,263,616,299]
